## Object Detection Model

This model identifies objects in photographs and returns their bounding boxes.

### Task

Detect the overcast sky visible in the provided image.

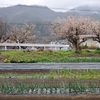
[0,0,100,11]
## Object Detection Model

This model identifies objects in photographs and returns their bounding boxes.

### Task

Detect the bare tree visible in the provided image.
[9,23,35,43]
[0,18,9,43]
[91,20,100,43]
[51,16,92,53]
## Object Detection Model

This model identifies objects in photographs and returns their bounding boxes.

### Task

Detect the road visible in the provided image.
[0,63,100,70]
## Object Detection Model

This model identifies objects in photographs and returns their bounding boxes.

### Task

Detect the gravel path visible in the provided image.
[0,63,100,70]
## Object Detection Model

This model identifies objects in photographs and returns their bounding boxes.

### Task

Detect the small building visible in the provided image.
[80,35,100,48]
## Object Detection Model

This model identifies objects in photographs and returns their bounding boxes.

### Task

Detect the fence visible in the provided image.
[0,43,69,50]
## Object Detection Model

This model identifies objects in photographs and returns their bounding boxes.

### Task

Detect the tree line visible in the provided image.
[0,16,100,53]
[0,18,51,44]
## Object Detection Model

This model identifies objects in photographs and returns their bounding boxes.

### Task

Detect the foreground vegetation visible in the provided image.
[0,69,100,80]
[0,49,100,63]
[0,81,99,94]
[0,49,100,95]
[0,69,100,94]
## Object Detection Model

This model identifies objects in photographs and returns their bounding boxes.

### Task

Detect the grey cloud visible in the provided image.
[0,0,100,10]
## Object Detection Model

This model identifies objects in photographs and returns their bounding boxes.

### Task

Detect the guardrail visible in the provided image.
[0,43,69,50]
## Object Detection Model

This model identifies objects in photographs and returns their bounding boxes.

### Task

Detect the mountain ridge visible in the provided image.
[0,5,100,23]
[0,5,67,23]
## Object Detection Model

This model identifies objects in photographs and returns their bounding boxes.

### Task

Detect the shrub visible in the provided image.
[10,59,37,63]
[3,59,10,63]
[96,47,100,51]
[95,48,100,54]
[81,44,88,49]
[88,46,97,49]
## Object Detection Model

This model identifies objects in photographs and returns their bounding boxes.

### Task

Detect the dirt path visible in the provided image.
[0,78,99,85]
[0,94,100,100]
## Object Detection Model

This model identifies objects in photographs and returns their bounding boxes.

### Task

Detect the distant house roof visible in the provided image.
[79,35,96,38]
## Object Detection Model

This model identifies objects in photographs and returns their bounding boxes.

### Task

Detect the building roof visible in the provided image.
[79,35,96,38]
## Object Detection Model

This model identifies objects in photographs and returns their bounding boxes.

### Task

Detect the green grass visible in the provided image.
[0,69,100,80]
[0,49,100,63]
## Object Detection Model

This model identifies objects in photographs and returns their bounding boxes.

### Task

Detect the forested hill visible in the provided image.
[0,5,67,23]
[0,5,100,23]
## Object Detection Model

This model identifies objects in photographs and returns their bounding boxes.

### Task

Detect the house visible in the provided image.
[80,35,100,48]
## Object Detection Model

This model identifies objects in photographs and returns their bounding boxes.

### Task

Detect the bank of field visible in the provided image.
[0,49,100,63]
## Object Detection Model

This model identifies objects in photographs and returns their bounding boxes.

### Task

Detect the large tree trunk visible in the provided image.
[75,39,81,53]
